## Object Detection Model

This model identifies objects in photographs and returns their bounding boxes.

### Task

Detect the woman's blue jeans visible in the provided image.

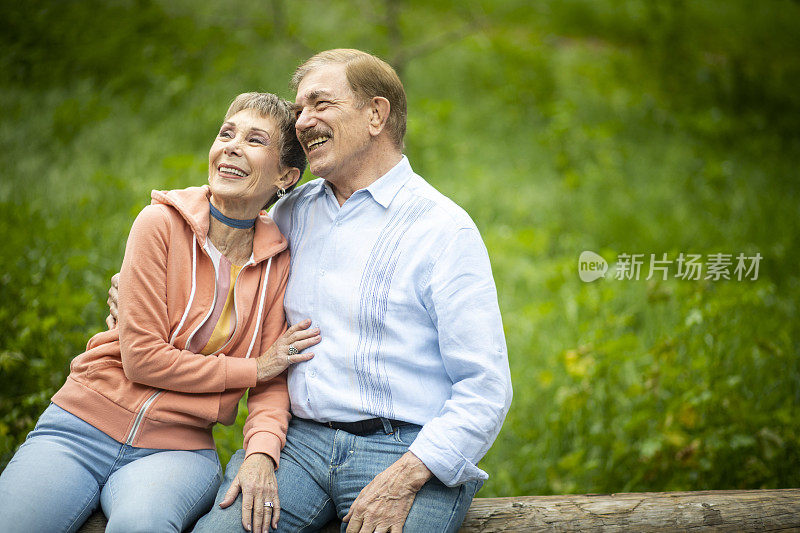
[0,403,222,533]
[194,417,482,532]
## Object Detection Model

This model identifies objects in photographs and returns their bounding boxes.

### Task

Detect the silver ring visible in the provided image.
[264,501,274,508]
[288,345,299,356]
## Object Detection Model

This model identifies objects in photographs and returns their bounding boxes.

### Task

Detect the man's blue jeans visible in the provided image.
[0,403,222,533]
[194,417,482,532]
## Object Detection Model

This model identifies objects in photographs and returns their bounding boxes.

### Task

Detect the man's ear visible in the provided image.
[279,167,302,190]
[368,96,391,137]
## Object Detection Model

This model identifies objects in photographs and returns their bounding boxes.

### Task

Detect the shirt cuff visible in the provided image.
[244,431,283,468]
[408,426,489,487]
[224,356,258,389]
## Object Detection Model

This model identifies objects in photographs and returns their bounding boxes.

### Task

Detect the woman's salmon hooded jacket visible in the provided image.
[53,185,291,465]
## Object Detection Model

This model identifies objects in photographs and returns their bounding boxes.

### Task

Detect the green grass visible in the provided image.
[1,0,799,497]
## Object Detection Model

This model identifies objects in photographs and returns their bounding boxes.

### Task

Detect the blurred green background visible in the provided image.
[1,0,799,497]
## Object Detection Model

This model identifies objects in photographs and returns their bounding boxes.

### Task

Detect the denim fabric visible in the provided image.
[194,417,482,533]
[0,403,222,533]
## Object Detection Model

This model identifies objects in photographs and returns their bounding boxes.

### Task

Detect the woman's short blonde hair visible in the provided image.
[225,92,306,206]
[290,49,407,148]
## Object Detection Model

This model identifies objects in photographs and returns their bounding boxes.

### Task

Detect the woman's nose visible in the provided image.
[224,139,242,156]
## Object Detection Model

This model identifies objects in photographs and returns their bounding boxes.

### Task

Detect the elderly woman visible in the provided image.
[0,93,319,532]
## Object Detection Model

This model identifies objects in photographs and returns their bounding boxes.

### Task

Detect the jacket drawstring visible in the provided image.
[245,257,272,358]
[170,236,198,345]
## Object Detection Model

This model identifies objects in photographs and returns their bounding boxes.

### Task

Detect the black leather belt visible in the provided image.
[307,417,410,435]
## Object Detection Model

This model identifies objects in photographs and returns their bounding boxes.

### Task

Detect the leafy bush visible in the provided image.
[1,0,798,497]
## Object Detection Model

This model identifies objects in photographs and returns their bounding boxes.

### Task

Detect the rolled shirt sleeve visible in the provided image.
[408,228,513,487]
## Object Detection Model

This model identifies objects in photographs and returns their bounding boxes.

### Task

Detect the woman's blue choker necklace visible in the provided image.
[209,203,257,229]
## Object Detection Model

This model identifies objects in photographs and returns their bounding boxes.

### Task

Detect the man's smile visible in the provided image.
[306,136,330,151]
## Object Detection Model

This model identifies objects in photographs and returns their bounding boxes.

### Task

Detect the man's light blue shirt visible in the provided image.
[270,156,512,487]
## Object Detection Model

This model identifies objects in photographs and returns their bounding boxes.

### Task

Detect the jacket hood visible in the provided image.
[150,185,287,263]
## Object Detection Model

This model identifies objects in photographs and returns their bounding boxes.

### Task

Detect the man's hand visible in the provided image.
[344,451,432,533]
[105,273,120,329]
[219,453,280,533]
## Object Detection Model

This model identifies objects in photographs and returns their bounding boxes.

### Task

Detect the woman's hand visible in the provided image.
[107,270,318,381]
[256,319,320,382]
[219,453,280,533]
[106,272,120,329]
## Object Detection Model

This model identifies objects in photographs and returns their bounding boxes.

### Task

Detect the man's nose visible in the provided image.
[295,108,315,131]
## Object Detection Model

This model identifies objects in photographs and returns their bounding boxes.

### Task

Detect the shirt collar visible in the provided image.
[318,155,412,208]
[364,155,413,208]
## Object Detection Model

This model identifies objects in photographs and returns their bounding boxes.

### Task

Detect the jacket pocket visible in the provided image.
[147,390,222,427]
[74,354,155,413]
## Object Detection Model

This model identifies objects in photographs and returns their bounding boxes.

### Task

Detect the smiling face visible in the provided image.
[293,63,373,184]
[208,109,285,215]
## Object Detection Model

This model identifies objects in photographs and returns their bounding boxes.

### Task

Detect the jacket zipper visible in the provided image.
[125,390,163,445]
[125,247,258,446]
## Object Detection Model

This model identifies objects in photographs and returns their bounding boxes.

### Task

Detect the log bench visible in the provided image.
[77,488,800,531]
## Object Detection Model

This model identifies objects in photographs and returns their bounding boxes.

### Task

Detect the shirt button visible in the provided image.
[310,369,317,378]
[319,269,326,277]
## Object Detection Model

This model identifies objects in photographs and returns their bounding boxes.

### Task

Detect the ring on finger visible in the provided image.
[264,501,274,508]
[288,345,299,356]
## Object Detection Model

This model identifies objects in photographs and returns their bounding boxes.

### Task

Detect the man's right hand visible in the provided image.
[106,272,120,329]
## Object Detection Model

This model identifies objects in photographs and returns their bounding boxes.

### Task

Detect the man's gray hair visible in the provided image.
[291,49,407,148]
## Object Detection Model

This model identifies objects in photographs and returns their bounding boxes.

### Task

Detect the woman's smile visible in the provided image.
[217,163,249,179]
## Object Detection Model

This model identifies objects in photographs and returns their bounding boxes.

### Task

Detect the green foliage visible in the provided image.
[1,0,798,497]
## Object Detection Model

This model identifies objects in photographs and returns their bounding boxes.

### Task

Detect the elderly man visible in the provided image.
[112,49,511,532]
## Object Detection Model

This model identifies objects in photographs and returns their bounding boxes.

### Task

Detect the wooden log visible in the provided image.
[459,489,800,532]
[76,511,106,533]
[77,489,800,532]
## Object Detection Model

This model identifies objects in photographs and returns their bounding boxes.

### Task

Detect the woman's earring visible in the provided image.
[277,187,286,198]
